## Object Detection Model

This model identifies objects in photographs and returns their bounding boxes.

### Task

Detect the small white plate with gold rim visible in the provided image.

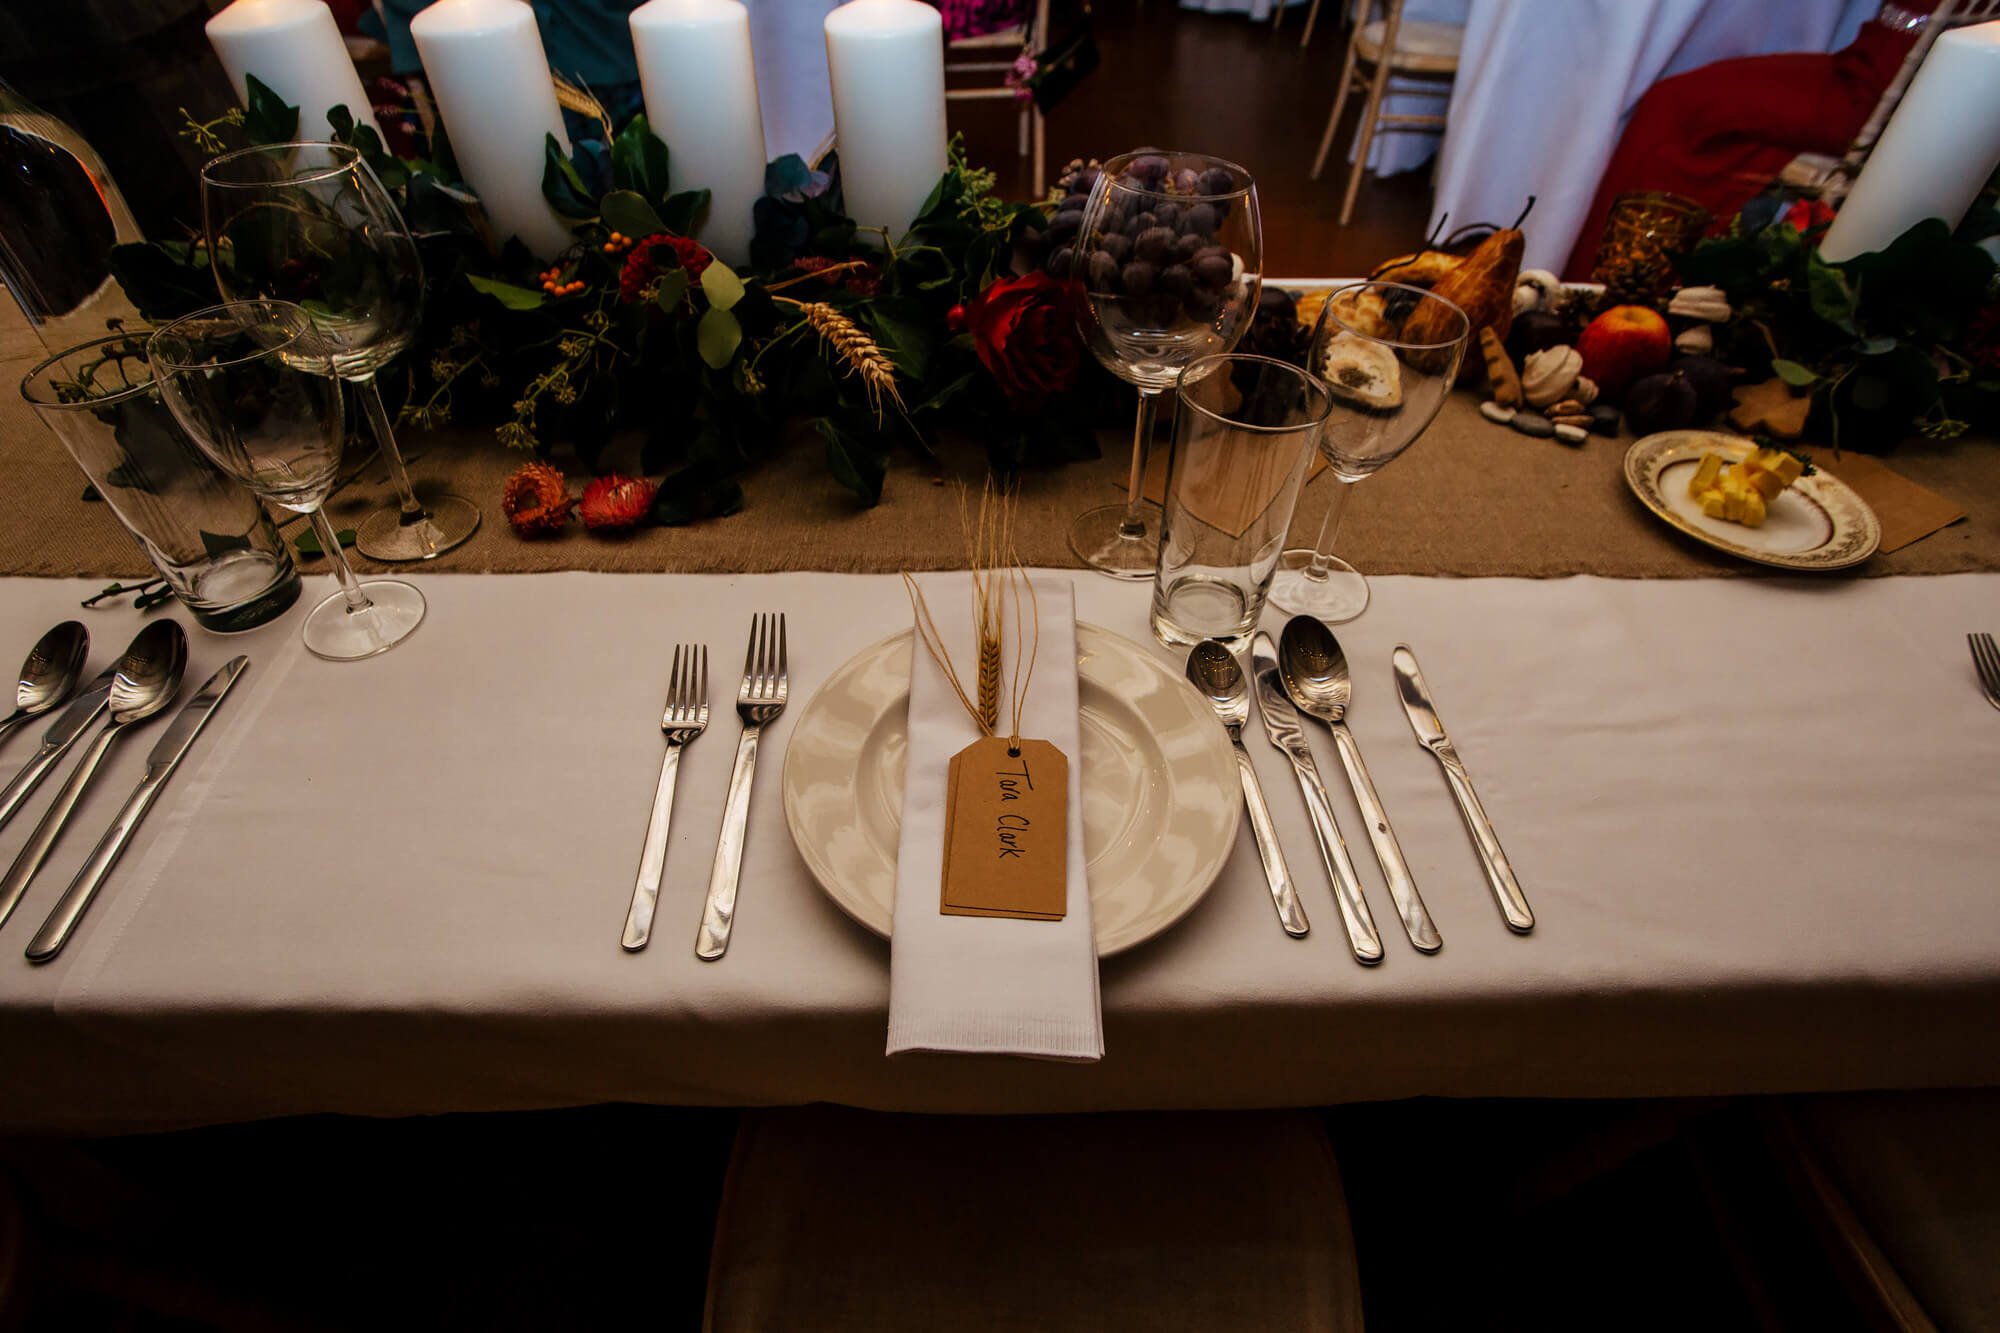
[781,623,1240,956]
[1624,430,1881,571]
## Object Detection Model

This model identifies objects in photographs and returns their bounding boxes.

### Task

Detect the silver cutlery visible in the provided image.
[623,643,709,952]
[0,621,186,933]
[1279,617,1441,954]
[1187,640,1309,939]
[1971,633,2000,711]
[0,623,165,832]
[1250,631,1380,962]
[0,621,88,747]
[1393,645,1533,934]
[26,656,250,963]
[696,614,787,961]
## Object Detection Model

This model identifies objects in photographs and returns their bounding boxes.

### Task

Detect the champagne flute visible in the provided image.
[149,300,426,661]
[201,141,480,562]
[1268,281,1469,622]
[1066,150,1262,578]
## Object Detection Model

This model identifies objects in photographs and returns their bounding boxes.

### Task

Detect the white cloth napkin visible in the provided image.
[886,572,1102,1061]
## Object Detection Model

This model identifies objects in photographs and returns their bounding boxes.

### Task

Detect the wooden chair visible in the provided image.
[1310,0,1464,227]
[944,0,1052,199]
[703,1106,1365,1332]
[1273,0,1355,52]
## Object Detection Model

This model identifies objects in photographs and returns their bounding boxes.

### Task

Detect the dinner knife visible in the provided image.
[25,657,250,963]
[1392,645,1533,934]
[1251,633,1382,964]
[0,668,114,835]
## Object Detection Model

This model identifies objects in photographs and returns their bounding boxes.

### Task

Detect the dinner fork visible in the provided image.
[696,613,788,961]
[622,644,709,952]
[1971,633,2000,712]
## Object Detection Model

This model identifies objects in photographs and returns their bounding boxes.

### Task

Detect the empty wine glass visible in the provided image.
[1267,281,1469,622]
[1066,150,1262,578]
[201,141,479,562]
[148,300,426,661]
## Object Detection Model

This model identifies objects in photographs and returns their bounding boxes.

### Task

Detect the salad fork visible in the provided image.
[622,644,708,951]
[1971,633,2000,711]
[697,613,787,961]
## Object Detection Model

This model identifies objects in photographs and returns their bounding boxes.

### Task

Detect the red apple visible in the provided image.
[1576,305,1672,399]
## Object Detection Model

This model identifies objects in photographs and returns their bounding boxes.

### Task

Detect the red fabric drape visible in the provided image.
[1564,20,1919,279]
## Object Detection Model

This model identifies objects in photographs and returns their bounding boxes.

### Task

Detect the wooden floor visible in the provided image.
[951,0,1437,277]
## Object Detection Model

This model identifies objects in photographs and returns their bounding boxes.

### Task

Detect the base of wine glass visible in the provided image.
[355,494,481,562]
[1267,549,1370,623]
[303,580,426,662]
[1068,503,1159,580]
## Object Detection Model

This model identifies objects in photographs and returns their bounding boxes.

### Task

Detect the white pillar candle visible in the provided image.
[823,0,947,243]
[205,0,374,142]
[630,0,768,266]
[410,0,575,261]
[1820,20,2000,263]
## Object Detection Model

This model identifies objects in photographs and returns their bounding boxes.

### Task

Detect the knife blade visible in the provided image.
[1392,645,1533,933]
[0,669,114,833]
[25,657,250,963]
[1251,633,1380,963]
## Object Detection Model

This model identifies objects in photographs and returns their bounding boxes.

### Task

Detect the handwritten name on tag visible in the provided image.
[940,735,1068,921]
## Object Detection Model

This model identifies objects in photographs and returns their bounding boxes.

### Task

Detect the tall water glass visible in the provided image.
[202,141,480,562]
[148,301,426,662]
[1268,281,1468,623]
[1150,354,1331,650]
[1068,150,1262,578]
[22,332,301,631]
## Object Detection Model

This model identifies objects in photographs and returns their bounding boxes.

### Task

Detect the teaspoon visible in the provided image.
[0,621,186,933]
[0,622,89,747]
[1278,616,1442,953]
[1187,640,1309,938]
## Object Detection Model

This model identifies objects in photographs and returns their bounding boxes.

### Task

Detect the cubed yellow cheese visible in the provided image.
[1759,449,1804,485]
[1700,488,1731,519]
[1689,453,1725,498]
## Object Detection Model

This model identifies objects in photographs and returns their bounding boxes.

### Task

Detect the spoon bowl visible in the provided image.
[1186,640,1249,733]
[0,622,90,739]
[107,622,188,727]
[1277,615,1351,724]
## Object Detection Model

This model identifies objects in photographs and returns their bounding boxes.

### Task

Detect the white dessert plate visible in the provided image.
[1624,430,1881,571]
[782,623,1240,955]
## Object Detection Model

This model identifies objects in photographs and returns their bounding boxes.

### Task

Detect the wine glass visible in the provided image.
[148,300,426,661]
[1066,150,1262,578]
[1267,281,1469,622]
[201,141,480,562]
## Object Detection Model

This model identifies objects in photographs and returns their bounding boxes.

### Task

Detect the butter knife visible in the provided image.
[1251,633,1381,964]
[1392,646,1533,933]
[25,657,249,963]
[0,668,115,835]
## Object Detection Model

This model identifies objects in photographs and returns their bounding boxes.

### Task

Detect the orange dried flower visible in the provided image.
[501,461,573,538]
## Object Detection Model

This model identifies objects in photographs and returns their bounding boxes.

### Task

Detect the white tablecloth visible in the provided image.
[1424,0,1874,268]
[2,569,1997,1133]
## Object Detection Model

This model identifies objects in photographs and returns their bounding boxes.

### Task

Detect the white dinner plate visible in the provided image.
[1624,430,1881,571]
[781,623,1241,955]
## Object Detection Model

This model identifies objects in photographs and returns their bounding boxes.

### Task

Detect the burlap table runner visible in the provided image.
[4,319,1995,581]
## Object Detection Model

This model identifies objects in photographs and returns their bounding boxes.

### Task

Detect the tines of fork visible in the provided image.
[663,643,710,740]
[736,612,789,720]
[1970,633,2000,712]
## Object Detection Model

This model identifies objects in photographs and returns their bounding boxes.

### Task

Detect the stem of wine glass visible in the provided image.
[1119,388,1163,538]
[352,374,428,521]
[310,507,376,615]
[1304,476,1358,583]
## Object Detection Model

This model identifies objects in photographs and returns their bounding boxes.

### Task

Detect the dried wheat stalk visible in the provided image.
[777,298,907,423]
[551,76,613,144]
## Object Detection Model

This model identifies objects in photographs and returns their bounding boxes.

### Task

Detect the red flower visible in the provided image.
[579,474,658,531]
[619,233,713,304]
[1783,199,1837,234]
[964,270,1084,412]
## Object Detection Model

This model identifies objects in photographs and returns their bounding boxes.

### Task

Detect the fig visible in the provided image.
[1623,370,1699,436]
[1506,310,1569,363]
[1672,354,1739,421]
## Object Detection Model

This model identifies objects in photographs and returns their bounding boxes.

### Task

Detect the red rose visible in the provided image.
[965,271,1084,412]
[1783,199,1836,234]
[618,232,713,305]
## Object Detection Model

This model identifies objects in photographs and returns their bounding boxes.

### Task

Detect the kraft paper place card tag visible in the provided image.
[940,735,1068,920]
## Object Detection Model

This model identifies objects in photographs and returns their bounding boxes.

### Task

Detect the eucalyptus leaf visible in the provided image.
[601,190,665,239]
[653,267,689,312]
[293,527,356,558]
[199,529,255,559]
[701,262,746,311]
[659,189,711,237]
[466,274,546,310]
[815,415,888,505]
[1770,358,1821,388]
[1805,254,1857,335]
[697,306,743,367]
